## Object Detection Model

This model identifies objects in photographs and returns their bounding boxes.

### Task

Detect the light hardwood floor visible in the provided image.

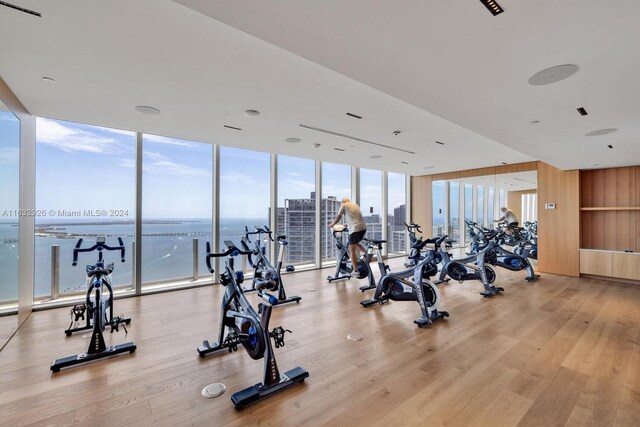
[1,259,639,426]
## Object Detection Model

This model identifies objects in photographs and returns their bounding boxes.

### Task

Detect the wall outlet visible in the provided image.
[545,203,556,210]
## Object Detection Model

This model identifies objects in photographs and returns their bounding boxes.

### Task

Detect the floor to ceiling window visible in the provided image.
[360,169,383,241]
[219,146,270,271]
[488,186,495,228]
[0,107,20,310]
[464,183,473,243]
[34,118,136,299]
[448,181,460,242]
[277,155,316,267]
[321,162,351,263]
[388,172,407,254]
[141,134,212,287]
[432,180,446,236]
[477,185,485,227]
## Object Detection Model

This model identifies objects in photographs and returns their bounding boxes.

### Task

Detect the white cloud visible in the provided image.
[0,147,19,164]
[144,134,195,148]
[93,125,135,137]
[36,117,126,155]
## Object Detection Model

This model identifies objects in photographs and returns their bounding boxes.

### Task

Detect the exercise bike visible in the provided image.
[326,225,368,282]
[357,237,390,292]
[439,242,504,298]
[484,234,540,282]
[197,240,309,409]
[240,226,301,306]
[361,237,449,327]
[51,237,136,372]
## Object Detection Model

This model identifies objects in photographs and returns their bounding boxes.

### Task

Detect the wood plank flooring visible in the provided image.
[1,258,639,426]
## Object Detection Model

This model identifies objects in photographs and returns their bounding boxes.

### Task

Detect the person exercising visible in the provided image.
[328,197,368,278]
[495,207,518,233]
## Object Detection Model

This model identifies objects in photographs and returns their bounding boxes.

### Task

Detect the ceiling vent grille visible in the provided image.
[479,0,504,16]
[299,124,416,155]
[0,1,41,17]
[577,107,588,116]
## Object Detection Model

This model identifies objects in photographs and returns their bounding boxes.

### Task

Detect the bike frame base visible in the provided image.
[231,367,309,410]
[50,342,136,372]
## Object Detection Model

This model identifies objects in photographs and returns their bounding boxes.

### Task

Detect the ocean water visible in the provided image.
[0,218,267,301]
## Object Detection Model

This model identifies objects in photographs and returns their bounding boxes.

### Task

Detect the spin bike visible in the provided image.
[361,237,449,327]
[51,237,136,372]
[197,240,309,409]
[484,235,540,282]
[357,237,390,292]
[326,225,368,282]
[439,241,504,298]
[240,226,301,306]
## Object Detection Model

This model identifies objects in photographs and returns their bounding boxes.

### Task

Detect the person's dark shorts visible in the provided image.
[349,230,366,245]
[508,221,519,228]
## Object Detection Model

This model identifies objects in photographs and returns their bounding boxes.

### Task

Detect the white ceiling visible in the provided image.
[1,1,638,174]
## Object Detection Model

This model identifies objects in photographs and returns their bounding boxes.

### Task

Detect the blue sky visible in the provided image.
[34,117,405,221]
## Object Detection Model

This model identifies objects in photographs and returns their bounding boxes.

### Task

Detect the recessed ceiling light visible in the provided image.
[401,161,409,165]
[334,148,346,152]
[42,76,55,83]
[393,130,402,136]
[223,125,242,131]
[135,105,161,115]
[285,137,301,143]
[370,155,382,159]
[593,164,600,167]
[501,162,508,165]
[528,64,579,86]
[346,112,362,119]
[607,145,614,149]
[577,107,588,116]
[479,0,504,16]
[244,109,260,117]
[435,141,445,145]
[529,120,541,125]
[424,166,434,170]
[586,128,617,136]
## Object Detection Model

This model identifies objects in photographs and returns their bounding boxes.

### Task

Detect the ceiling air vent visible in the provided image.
[479,0,504,16]
[346,112,362,119]
[0,1,41,17]
[299,124,415,155]
[577,107,588,116]
[223,125,242,131]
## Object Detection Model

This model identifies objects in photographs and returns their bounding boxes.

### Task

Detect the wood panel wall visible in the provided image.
[0,76,35,336]
[537,162,580,276]
[580,166,640,252]
[507,190,537,223]
[410,175,432,234]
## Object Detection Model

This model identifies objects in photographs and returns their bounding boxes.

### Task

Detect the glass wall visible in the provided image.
[321,163,351,262]
[388,172,407,254]
[432,180,446,235]
[141,135,213,286]
[35,118,136,298]
[219,146,270,270]
[464,183,473,243]
[499,189,506,210]
[0,106,20,309]
[488,187,495,228]
[277,156,316,266]
[448,182,460,242]
[477,186,485,227]
[360,169,383,241]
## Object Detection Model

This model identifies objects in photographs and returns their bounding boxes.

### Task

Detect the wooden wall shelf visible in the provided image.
[580,207,640,211]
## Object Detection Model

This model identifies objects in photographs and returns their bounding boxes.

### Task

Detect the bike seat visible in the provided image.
[369,239,386,244]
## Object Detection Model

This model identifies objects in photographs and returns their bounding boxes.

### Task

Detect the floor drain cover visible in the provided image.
[347,333,363,342]
[202,383,226,398]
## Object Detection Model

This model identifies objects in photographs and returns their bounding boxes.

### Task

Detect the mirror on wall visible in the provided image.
[431,171,537,258]
[0,99,20,349]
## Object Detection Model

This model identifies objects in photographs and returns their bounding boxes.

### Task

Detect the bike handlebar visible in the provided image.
[205,241,253,273]
[72,237,125,266]
[244,225,275,242]
[404,222,422,233]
